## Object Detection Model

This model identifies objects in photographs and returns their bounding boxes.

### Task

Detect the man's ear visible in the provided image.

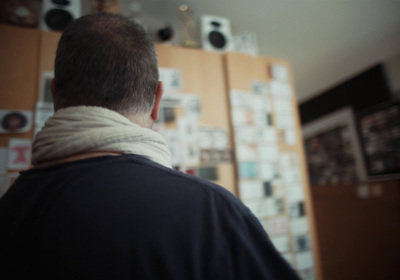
[50,78,57,103]
[150,81,164,121]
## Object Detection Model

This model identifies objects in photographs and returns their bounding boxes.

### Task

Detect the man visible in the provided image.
[0,13,300,279]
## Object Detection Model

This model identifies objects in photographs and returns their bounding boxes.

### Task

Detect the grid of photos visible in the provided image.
[229,65,315,279]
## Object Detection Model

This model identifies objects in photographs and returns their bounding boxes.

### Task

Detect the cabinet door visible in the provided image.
[156,45,236,195]
[0,25,40,145]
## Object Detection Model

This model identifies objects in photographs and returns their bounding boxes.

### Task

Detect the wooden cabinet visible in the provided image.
[224,52,321,279]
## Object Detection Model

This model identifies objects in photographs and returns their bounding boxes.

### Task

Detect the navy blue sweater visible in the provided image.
[0,154,300,279]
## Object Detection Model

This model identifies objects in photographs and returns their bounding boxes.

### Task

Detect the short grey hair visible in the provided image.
[54,13,159,121]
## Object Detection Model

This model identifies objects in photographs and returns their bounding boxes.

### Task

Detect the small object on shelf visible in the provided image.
[3,0,38,28]
[178,5,199,48]
[41,0,81,31]
[201,14,233,52]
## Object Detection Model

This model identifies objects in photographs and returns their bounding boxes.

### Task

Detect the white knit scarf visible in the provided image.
[32,106,172,168]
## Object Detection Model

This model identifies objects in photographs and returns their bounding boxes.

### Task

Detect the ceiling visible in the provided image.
[116,0,400,103]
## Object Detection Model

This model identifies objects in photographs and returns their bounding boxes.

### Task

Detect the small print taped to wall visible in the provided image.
[0,110,32,134]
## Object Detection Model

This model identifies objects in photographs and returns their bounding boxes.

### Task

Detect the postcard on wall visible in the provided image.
[251,81,269,95]
[290,217,309,234]
[7,138,31,170]
[262,198,277,216]
[0,110,33,134]
[182,94,202,119]
[236,144,258,161]
[235,126,256,144]
[269,81,293,98]
[282,167,302,183]
[178,117,198,142]
[39,71,54,102]
[257,128,277,144]
[259,162,279,181]
[231,108,254,126]
[180,142,200,167]
[265,216,289,235]
[229,90,253,108]
[239,180,264,201]
[238,162,259,179]
[198,126,214,149]
[159,68,183,92]
[285,184,305,203]
[244,199,264,218]
[270,234,290,253]
[289,201,306,217]
[270,63,289,82]
[253,95,271,112]
[212,128,229,150]
[294,234,311,252]
[280,152,299,168]
[295,251,314,270]
[258,145,279,162]
[34,101,54,134]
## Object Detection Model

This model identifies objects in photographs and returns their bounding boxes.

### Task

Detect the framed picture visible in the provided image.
[355,99,400,179]
[302,107,367,185]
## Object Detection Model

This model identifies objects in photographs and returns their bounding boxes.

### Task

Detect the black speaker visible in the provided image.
[201,15,233,52]
[40,0,81,31]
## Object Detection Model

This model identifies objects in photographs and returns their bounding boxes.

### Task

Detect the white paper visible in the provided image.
[271,234,290,252]
[265,216,289,235]
[7,138,31,170]
[273,98,293,115]
[229,90,253,108]
[235,127,256,144]
[285,185,305,203]
[290,217,309,234]
[180,142,200,167]
[244,200,264,218]
[198,127,214,149]
[251,81,269,95]
[258,145,279,162]
[295,251,314,270]
[270,81,293,98]
[270,64,289,81]
[35,101,54,124]
[178,117,198,142]
[252,95,270,112]
[239,181,264,201]
[282,168,302,183]
[285,130,297,145]
[275,114,295,128]
[0,110,33,134]
[159,68,182,91]
[236,144,258,161]
[259,163,278,180]
[257,128,277,144]
[280,152,299,168]
[262,198,277,216]
[212,128,229,150]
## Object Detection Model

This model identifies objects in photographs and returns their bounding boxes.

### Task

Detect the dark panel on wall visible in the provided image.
[299,64,391,125]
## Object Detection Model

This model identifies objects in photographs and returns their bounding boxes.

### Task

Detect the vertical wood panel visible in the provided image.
[0,24,40,146]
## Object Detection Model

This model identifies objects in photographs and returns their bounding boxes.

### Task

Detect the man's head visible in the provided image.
[52,13,162,126]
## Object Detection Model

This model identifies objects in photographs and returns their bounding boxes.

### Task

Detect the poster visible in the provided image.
[7,138,31,170]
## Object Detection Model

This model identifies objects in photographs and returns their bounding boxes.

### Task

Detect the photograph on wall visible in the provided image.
[0,110,32,134]
[302,107,367,185]
[355,100,400,178]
